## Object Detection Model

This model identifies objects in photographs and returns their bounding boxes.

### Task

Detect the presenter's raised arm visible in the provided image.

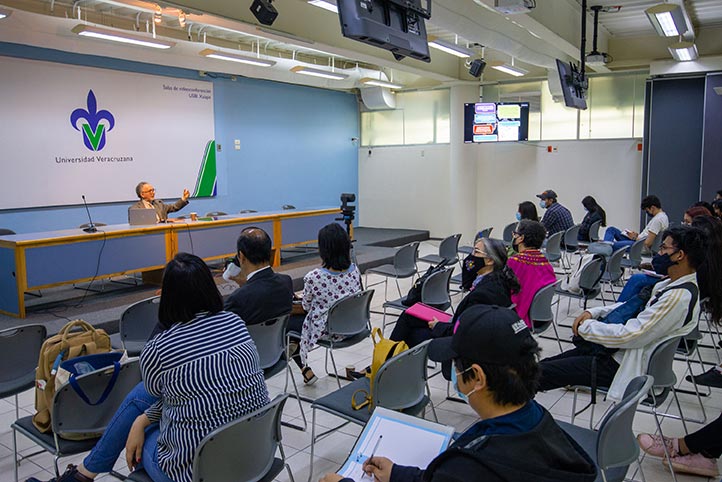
[182,188,190,201]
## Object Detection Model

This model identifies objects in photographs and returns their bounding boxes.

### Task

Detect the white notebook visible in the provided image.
[336,407,455,480]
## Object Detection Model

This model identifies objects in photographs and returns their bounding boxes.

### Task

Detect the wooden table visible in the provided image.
[0,207,341,317]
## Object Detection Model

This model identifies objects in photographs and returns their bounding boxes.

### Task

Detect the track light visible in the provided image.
[668,41,698,61]
[71,24,176,49]
[290,65,348,80]
[0,8,11,19]
[308,0,338,13]
[427,38,474,58]
[645,3,688,37]
[200,48,276,67]
[491,63,527,77]
[359,77,404,89]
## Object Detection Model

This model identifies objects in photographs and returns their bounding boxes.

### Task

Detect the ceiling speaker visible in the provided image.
[250,0,278,26]
[469,59,486,78]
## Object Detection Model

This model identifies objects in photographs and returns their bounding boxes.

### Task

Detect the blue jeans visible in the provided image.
[618,273,660,303]
[603,226,635,252]
[83,382,174,482]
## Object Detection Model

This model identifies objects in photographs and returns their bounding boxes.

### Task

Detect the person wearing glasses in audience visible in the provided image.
[129,181,190,222]
[321,305,597,482]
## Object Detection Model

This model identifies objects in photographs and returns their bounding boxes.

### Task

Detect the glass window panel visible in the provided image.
[584,75,636,139]
[361,110,404,146]
[540,80,578,140]
[633,74,647,138]
[400,90,450,144]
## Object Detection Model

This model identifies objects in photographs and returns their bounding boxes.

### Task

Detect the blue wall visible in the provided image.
[0,43,359,233]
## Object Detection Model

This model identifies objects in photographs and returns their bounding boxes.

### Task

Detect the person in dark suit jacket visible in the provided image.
[224,227,294,325]
[129,181,189,222]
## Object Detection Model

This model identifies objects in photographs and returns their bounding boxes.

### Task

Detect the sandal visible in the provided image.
[302,366,318,385]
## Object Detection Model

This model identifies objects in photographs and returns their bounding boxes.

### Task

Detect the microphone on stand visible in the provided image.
[81,195,98,233]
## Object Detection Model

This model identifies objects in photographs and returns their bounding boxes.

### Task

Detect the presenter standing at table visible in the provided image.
[130,181,190,222]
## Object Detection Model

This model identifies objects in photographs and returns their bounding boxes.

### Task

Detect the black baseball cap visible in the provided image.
[536,189,558,200]
[428,305,535,365]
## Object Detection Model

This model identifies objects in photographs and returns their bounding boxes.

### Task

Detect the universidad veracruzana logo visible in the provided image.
[70,90,115,151]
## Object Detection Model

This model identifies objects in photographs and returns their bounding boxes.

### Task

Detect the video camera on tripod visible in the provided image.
[337,193,356,236]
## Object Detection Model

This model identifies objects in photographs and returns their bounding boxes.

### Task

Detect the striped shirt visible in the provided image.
[140,311,270,482]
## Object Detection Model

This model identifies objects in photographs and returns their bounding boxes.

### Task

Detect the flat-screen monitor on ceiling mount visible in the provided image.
[463,102,530,143]
[555,59,588,110]
[337,0,431,63]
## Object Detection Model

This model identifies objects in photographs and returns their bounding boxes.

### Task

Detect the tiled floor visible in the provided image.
[2,241,720,482]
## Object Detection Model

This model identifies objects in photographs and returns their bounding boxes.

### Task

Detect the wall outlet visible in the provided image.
[234,139,240,150]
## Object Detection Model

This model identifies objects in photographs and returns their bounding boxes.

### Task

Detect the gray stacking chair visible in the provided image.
[365,242,419,301]
[676,326,708,424]
[382,266,454,331]
[0,324,46,419]
[555,257,605,319]
[418,233,461,267]
[12,360,142,481]
[558,375,653,482]
[544,231,564,265]
[113,296,160,356]
[288,290,374,388]
[561,224,581,269]
[502,222,517,245]
[600,248,627,302]
[529,280,563,353]
[649,233,662,255]
[204,211,227,216]
[127,394,294,482]
[458,227,493,256]
[307,340,436,482]
[588,220,602,242]
[246,314,307,431]
[620,238,645,273]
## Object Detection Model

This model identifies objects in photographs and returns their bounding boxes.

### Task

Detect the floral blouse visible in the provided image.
[299,264,362,364]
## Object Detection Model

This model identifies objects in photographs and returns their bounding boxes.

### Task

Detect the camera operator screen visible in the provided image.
[463,102,530,143]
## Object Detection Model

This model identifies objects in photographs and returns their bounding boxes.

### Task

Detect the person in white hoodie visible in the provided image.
[538,225,704,402]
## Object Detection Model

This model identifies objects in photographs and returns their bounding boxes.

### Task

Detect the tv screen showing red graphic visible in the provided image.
[463,102,529,143]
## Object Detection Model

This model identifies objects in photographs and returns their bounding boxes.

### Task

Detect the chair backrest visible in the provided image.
[246,314,290,370]
[52,359,142,437]
[502,222,517,243]
[529,280,560,332]
[0,324,47,396]
[588,220,602,242]
[646,336,683,390]
[649,234,662,254]
[420,266,454,307]
[564,225,581,250]
[596,375,654,471]
[438,234,462,263]
[205,211,227,217]
[192,394,288,482]
[626,238,645,267]
[79,222,107,229]
[120,296,161,349]
[374,340,430,411]
[326,289,374,337]
[578,258,604,292]
[544,231,564,262]
[478,227,493,240]
[0,228,16,236]
[606,248,627,283]
[393,242,420,273]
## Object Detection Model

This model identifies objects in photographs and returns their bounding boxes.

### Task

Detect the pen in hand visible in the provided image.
[362,435,383,479]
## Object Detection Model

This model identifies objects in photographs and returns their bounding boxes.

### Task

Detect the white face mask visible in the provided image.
[451,365,481,403]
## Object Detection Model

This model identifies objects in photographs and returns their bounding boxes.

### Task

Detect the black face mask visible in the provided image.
[651,253,677,276]
[464,255,486,273]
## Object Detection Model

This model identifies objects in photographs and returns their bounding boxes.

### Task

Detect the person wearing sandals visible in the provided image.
[287,223,362,384]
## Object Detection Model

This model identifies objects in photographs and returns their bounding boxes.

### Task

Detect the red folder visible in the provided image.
[405,303,453,323]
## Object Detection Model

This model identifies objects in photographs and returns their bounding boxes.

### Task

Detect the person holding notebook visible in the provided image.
[321,305,597,482]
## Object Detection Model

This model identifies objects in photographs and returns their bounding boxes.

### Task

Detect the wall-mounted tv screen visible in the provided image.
[463,102,530,143]
[555,59,588,110]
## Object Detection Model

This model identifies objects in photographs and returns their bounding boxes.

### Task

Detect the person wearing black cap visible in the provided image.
[537,189,574,236]
[321,305,597,482]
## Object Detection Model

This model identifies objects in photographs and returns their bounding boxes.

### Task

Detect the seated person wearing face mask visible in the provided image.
[538,226,703,402]
[603,195,668,253]
[320,305,598,482]
[537,190,574,236]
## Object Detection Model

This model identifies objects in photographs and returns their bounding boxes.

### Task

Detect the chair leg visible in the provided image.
[13,426,18,482]
[426,383,439,422]
[670,389,688,435]
[308,408,317,482]
[382,305,388,332]
[652,410,678,482]
[394,278,402,299]
[637,458,647,482]
[684,356,707,423]
[54,454,61,478]
[286,363,307,431]
[329,350,342,389]
[551,321,564,354]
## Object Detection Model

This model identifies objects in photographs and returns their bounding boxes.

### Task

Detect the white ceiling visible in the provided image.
[0,0,721,92]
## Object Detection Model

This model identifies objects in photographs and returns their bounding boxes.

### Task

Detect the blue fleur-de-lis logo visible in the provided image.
[70,90,115,151]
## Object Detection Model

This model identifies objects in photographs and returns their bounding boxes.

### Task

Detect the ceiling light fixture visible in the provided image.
[427,38,474,58]
[0,7,12,19]
[645,3,688,37]
[71,24,176,49]
[359,77,404,89]
[668,41,698,61]
[490,63,527,77]
[200,48,276,67]
[308,0,338,13]
[290,65,348,80]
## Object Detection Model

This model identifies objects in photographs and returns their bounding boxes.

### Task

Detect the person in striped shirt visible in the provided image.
[30,253,270,482]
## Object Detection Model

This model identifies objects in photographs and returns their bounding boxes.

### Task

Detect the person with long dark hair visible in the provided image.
[578,195,607,241]
[287,223,362,384]
[389,237,520,348]
[517,201,539,222]
[29,253,270,482]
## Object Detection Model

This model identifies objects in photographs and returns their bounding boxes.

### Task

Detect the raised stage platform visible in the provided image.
[0,227,430,335]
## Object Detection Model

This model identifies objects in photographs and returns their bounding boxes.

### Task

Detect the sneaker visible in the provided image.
[665,453,720,478]
[26,464,94,482]
[637,433,678,458]
[686,366,722,389]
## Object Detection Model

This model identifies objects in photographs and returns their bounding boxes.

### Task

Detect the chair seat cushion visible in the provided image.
[557,420,628,482]
[317,330,371,349]
[263,357,288,380]
[418,254,449,265]
[383,297,408,311]
[367,265,416,279]
[0,376,35,399]
[12,415,100,455]
[126,458,285,482]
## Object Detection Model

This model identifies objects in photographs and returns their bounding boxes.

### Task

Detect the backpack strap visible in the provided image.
[651,282,699,326]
